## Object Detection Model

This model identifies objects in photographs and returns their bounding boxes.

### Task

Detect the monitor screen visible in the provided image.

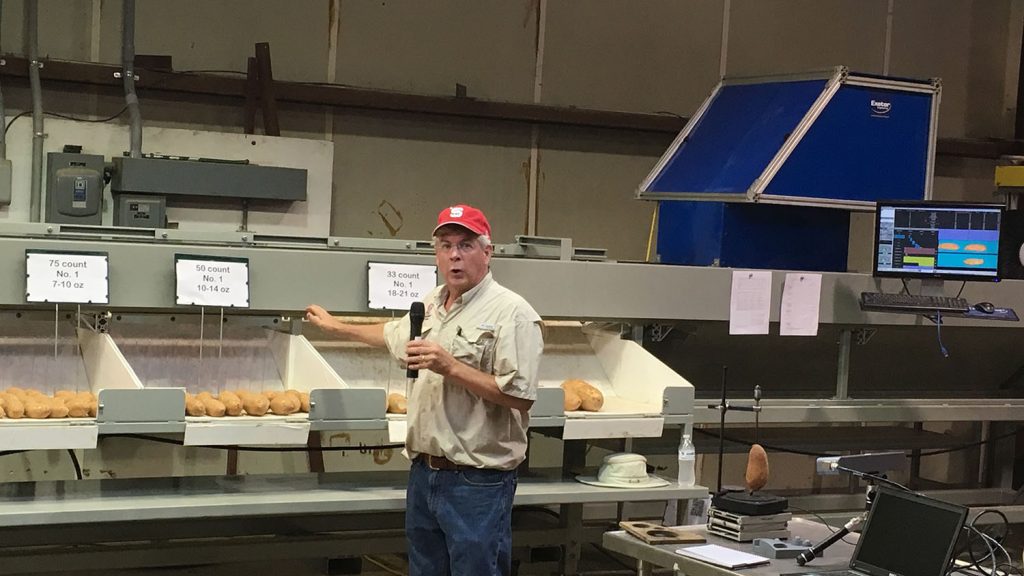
[851,487,967,576]
[873,201,1003,281]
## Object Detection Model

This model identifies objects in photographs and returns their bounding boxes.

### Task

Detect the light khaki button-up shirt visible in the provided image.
[383,272,543,470]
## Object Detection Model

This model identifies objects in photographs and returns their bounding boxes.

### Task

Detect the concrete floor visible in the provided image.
[77,547,640,576]
[84,557,405,576]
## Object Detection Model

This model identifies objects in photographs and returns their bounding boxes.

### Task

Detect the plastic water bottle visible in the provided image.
[677,433,696,486]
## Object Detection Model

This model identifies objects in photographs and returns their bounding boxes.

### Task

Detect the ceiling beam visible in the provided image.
[0,55,684,134]
[1,56,1021,158]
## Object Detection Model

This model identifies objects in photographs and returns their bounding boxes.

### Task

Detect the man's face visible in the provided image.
[434,227,492,295]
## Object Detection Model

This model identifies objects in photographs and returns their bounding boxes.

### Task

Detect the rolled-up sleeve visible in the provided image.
[382,316,408,362]
[493,319,544,400]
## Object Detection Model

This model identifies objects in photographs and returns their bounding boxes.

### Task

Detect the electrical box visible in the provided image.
[114,194,166,228]
[46,152,105,225]
[111,156,307,201]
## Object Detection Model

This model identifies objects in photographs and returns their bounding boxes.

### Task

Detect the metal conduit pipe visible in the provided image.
[122,0,142,158]
[27,0,43,221]
[0,0,7,160]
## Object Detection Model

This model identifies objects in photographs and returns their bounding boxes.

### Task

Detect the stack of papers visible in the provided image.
[675,544,771,569]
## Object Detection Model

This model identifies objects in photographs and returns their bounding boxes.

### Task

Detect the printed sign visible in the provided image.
[368,262,437,311]
[175,255,250,308]
[26,251,109,304]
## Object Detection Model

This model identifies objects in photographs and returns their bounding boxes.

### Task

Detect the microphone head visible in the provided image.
[410,301,425,320]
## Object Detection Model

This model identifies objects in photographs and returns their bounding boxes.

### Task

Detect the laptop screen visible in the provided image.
[851,487,967,576]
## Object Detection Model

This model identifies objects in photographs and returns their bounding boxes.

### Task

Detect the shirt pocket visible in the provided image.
[452,325,498,374]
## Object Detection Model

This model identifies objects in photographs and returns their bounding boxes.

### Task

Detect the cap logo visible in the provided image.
[449,206,464,217]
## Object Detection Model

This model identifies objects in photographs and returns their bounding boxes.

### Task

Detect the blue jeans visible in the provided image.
[406,458,517,576]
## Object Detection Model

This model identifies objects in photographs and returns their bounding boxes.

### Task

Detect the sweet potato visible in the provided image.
[269,394,299,415]
[218,391,244,416]
[236,391,270,417]
[745,443,770,493]
[23,399,51,419]
[184,393,207,417]
[66,399,92,418]
[560,379,604,412]
[196,391,226,417]
[562,388,582,411]
[283,390,303,410]
[0,393,24,419]
[298,392,310,413]
[47,396,70,418]
[387,392,407,414]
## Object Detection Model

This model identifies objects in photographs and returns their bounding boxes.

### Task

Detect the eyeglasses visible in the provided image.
[435,240,479,254]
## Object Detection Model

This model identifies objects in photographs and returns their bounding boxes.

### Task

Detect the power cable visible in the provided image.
[692,423,1019,459]
[66,448,82,480]
[364,556,405,576]
[786,504,857,545]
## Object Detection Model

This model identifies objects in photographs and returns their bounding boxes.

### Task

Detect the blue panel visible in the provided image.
[656,201,725,266]
[648,80,826,194]
[719,204,849,271]
[765,85,932,201]
[657,202,849,272]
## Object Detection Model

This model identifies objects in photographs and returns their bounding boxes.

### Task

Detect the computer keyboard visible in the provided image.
[860,292,970,314]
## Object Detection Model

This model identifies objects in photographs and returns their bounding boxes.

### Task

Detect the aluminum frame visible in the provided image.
[636,67,942,211]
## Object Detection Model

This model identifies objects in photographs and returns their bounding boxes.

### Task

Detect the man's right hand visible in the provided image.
[305,304,339,333]
[304,305,388,348]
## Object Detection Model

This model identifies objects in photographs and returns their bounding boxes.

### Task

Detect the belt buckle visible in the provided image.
[426,455,443,471]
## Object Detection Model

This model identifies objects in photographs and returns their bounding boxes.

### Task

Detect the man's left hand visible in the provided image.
[405,339,457,376]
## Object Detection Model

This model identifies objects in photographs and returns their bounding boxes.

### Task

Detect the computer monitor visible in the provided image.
[873,201,1003,282]
[850,487,967,576]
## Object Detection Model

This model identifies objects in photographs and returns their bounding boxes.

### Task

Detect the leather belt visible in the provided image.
[418,454,472,471]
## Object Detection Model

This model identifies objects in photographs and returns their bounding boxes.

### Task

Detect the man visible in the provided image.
[306,204,544,576]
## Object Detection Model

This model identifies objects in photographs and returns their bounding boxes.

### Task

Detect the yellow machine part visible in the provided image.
[995,165,1024,187]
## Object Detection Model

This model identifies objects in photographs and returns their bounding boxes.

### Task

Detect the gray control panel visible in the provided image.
[45,152,105,224]
[114,194,166,228]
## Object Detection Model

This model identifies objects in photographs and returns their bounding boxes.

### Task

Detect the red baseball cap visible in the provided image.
[433,204,491,238]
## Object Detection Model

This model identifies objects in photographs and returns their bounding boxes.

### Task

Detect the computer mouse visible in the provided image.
[974,302,996,314]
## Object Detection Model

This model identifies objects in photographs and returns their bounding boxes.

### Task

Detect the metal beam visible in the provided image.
[0,55,686,134]
[0,56,1019,156]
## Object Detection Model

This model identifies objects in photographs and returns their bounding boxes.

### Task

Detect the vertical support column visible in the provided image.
[631,324,644,345]
[835,329,851,400]
[244,57,259,135]
[526,0,547,236]
[559,502,583,576]
[909,421,923,490]
[977,420,990,487]
[560,437,585,574]
[989,421,1016,494]
[562,439,586,478]
[254,42,281,137]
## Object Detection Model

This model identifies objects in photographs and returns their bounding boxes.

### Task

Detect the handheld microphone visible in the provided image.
[406,302,425,379]
[796,515,862,566]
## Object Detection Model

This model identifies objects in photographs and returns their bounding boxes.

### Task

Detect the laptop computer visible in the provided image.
[787,486,968,576]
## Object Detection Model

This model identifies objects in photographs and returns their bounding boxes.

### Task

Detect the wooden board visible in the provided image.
[619,521,706,545]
